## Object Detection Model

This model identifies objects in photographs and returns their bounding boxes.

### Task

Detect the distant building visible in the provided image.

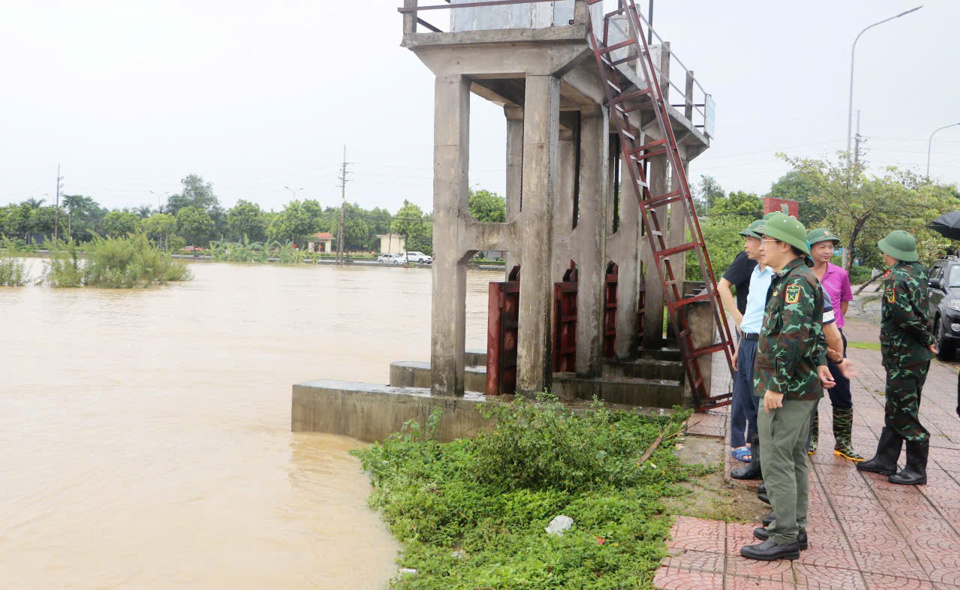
[378,233,406,255]
[307,232,335,253]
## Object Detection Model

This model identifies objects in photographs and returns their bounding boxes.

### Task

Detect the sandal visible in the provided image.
[731,446,752,463]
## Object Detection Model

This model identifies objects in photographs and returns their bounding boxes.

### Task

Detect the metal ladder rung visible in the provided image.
[612,87,653,105]
[599,39,636,55]
[688,342,729,359]
[644,189,684,209]
[655,241,698,258]
[668,291,712,310]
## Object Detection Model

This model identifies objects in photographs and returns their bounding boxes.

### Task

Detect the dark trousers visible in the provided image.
[824,333,852,410]
[885,361,930,443]
[730,337,760,447]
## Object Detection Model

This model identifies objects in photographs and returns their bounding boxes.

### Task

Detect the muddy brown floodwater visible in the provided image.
[0,259,497,589]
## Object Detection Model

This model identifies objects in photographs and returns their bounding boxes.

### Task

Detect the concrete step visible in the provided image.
[602,357,684,382]
[390,361,488,393]
[552,374,684,408]
[638,347,682,362]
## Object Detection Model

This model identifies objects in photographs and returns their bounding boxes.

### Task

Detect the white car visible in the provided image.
[378,254,405,266]
[406,251,433,264]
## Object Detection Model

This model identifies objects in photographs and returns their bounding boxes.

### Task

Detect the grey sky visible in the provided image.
[1,0,958,215]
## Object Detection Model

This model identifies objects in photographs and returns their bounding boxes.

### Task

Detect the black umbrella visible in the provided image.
[928,211,960,241]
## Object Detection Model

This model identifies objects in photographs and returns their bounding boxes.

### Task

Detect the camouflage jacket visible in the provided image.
[881,261,934,368]
[755,256,827,401]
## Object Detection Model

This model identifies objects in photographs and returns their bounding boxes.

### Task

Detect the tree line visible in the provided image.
[689,149,960,283]
[0,175,509,256]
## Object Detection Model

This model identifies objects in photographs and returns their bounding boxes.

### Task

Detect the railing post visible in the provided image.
[403,0,418,35]
[684,69,694,122]
[573,0,589,25]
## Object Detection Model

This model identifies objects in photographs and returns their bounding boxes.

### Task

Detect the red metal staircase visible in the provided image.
[587,0,734,410]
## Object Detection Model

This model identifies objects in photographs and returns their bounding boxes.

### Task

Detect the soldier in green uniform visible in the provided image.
[741,213,834,562]
[857,230,936,485]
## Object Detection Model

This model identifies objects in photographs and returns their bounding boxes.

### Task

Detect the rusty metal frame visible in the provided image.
[552,262,578,372]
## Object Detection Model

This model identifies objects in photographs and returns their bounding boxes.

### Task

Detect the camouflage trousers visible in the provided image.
[884,361,930,443]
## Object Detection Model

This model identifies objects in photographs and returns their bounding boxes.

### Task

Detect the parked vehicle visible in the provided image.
[927,256,960,359]
[405,251,433,264]
[378,254,405,266]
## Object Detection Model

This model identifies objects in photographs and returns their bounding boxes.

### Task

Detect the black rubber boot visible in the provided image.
[889,439,929,485]
[857,427,903,476]
[762,511,776,527]
[732,433,762,480]
[757,481,769,505]
[753,527,808,550]
[740,538,800,561]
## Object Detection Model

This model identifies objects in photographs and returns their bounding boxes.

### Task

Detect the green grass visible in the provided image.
[846,341,881,351]
[352,395,709,589]
[43,234,191,288]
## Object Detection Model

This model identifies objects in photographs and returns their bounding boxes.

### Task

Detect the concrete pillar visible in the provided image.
[642,151,668,349]
[614,150,640,359]
[504,106,523,275]
[575,108,608,376]
[667,144,688,288]
[430,75,470,396]
[552,128,577,281]
[516,75,560,393]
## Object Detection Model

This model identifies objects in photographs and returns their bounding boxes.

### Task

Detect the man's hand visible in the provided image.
[763,390,784,413]
[929,343,939,355]
[818,365,836,389]
[834,357,858,379]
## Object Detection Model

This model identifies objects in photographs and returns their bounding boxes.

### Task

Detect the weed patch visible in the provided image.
[353,395,708,589]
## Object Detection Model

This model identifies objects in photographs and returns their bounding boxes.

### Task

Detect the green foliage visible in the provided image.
[468,189,506,222]
[392,200,433,255]
[142,213,177,248]
[176,206,215,246]
[710,191,763,218]
[226,200,267,243]
[352,395,698,589]
[769,171,824,228]
[848,265,873,285]
[268,200,321,246]
[43,234,191,288]
[778,152,959,271]
[0,246,27,286]
[687,215,751,281]
[102,210,142,237]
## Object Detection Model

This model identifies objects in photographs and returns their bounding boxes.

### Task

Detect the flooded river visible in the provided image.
[0,259,495,590]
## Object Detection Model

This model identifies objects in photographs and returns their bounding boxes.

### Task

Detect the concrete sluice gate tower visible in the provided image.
[292,0,721,442]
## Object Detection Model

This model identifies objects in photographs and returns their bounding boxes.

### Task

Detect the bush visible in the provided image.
[848,264,873,285]
[0,254,27,286]
[352,395,704,589]
[43,234,192,288]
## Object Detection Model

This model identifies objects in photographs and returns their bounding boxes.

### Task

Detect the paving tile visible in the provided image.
[851,550,929,580]
[725,576,795,589]
[860,573,939,589]
[660,549,724,573]
[666,516,725,553]
[725,553,794,583]
[796,544,860,570]
[652,567,724,590]
[794,562,868,589]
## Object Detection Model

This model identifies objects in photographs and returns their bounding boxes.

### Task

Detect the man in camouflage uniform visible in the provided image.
[857,230,936,485]
[741,213,833,562]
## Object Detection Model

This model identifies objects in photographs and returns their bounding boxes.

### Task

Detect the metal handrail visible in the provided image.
[398,0,711,135]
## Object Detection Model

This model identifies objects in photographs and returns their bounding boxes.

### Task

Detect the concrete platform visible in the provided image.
[292,379,496,443]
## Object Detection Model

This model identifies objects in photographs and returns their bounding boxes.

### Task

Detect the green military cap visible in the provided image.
[878,230,918,262]
[807,228,841,246]
[739,219,764,238]
[760,212,810,255]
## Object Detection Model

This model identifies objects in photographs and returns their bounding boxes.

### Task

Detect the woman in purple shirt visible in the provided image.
[807,228,862,461]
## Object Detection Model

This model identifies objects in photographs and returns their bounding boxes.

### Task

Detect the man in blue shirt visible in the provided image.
[729,220,773,477]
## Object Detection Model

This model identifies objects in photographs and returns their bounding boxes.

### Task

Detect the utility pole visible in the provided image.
[336,145,351,266]
[852,110,862,170]
[54,164,63,246]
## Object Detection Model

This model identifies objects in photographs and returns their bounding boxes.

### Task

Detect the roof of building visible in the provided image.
[313,232,334,240]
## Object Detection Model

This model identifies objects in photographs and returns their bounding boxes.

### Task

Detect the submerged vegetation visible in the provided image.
[42,234,191,288]
[0,239,28,286]
[352,395,706,589]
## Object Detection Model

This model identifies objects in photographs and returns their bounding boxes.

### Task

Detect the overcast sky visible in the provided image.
[1,0,958,215]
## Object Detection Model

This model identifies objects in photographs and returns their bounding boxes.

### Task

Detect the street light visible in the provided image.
[927,122,960,178]
[846,5,923,165]
[150,190,170,213]
[284,186,305,200]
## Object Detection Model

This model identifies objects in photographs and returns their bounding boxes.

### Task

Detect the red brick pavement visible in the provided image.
[657,340,960,589]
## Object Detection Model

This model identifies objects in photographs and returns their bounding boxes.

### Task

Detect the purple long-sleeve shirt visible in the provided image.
[820,263,853,329]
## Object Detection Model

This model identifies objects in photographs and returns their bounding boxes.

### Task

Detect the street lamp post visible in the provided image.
[284,186,305,200]
[927,122,960,178]
[150,190,169,213]
[846,6,923,166]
